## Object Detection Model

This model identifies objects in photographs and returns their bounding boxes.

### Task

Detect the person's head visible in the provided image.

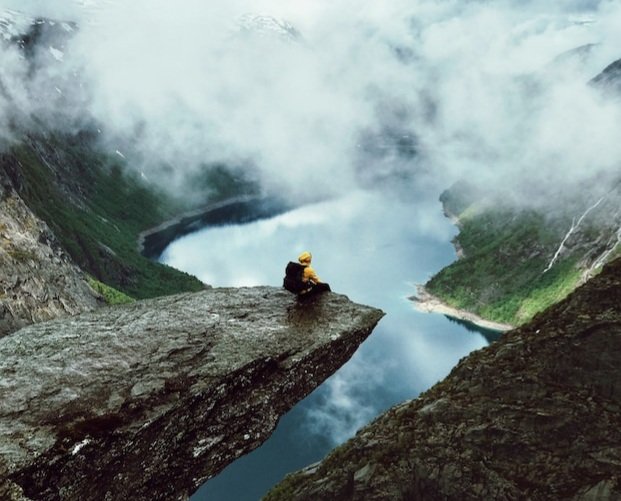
[298,251,312,265]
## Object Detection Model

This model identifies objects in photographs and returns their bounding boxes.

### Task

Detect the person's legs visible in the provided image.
[315,282,331,292]
[297,283,331,301]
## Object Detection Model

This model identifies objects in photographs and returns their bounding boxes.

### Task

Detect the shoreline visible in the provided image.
[411,284,514,333]
[137,195,290,260]
[137,195,260,254]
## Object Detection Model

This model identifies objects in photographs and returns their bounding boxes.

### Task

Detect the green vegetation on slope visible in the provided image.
[3,134,204,299]
[426,190,583,326]
[86,276,135,305]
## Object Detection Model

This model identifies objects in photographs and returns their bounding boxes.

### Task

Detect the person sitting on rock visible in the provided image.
[297,251,331,298]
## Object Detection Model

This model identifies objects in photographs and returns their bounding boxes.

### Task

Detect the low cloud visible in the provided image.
[2,0,621,203]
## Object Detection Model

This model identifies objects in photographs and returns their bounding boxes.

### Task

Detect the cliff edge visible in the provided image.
[0,287,383,500]
[266,258,621,500]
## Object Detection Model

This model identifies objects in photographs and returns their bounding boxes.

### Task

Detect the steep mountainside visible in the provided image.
[0,161,98,336]
[423,181,621,325]
[0,133,205,300]
[267,256,621,501]
[0,288,383,501]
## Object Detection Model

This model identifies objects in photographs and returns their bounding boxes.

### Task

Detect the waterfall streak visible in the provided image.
[543,196,605,273]
[587,226,621,276]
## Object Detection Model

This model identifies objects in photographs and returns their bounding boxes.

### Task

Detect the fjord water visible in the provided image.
[160,191,494,500]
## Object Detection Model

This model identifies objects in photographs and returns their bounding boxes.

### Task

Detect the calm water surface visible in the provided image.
[160,191,495,500]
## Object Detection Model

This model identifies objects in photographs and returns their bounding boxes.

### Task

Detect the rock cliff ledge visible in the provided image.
[0,288,383,500]
[267,258,621,500]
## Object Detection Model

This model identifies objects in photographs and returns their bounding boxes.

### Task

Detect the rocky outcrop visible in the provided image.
[0,172,99,337]
[266,258,621,500]
[0,287,383,500]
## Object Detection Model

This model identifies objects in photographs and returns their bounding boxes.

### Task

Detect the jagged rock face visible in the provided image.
[0,287,383,500]
[0,174,99,337]
[267,259,621,500]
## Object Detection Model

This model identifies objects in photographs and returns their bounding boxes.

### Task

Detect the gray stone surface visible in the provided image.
[266,258,621,500]
[0,179,99,337]
[0,287,383,500]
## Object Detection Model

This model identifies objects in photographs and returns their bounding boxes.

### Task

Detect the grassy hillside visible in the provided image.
[1,133,205,299]
[86,277,135,305]
[426,184,620,326]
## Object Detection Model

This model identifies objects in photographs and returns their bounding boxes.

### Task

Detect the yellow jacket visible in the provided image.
[303,265,321,284]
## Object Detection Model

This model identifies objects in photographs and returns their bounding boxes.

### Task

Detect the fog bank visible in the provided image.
[1,0,620,203]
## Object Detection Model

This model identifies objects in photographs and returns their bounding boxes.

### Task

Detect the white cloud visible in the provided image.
[1,0,621,203]
[302,354,388,444]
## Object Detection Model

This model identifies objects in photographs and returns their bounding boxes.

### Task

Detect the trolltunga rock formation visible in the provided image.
[0,287,383,500]
[266,258,621,501]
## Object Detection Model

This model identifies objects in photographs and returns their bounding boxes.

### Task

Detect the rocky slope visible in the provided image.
[0,287,383,500]
[266,257,621,500]
[0,165,99,337]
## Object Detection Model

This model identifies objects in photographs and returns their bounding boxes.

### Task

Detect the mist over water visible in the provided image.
[162,191,453,292]
[161,190,473,440]
[161,191,492,499]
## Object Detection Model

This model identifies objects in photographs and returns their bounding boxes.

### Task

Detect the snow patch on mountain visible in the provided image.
[0,9,35,40]
[236,14,302,43]
[49,46,65,61]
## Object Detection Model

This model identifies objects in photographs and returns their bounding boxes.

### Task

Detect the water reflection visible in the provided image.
[161,191,493,500]
[444,316,506,344]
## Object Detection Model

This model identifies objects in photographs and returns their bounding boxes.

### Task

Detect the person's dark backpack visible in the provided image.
[283,261,306,294]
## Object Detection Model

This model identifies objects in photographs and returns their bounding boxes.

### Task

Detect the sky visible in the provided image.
[0,0,620,204]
